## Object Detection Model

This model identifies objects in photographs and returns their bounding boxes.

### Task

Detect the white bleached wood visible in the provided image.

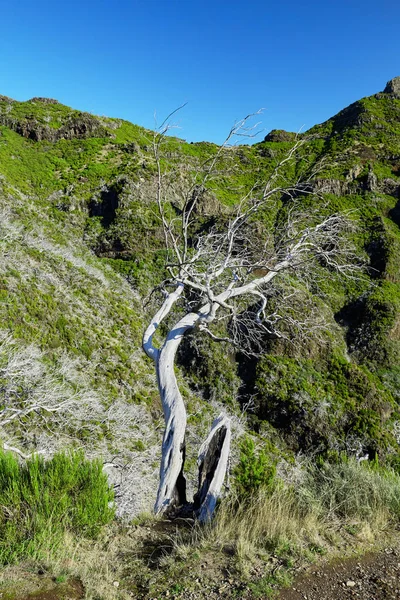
[195,414,231,523]
[148,264,288,515]
[146,229,349,516]
[142,283,184,361]
[2,442,45,460]
[154,310,200,513]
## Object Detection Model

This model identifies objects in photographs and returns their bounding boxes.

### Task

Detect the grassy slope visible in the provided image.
[1,90,400,443]
[0,177,163,516]
[0,89,400,596]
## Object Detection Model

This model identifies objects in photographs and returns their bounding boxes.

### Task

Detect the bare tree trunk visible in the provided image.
[194,414,231,523]
[144,293,231,519]
[154,312,198,514]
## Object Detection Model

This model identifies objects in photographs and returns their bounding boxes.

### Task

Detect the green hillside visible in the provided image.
[0,79,400,598]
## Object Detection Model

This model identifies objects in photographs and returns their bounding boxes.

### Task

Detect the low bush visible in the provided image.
[0,449,114,563]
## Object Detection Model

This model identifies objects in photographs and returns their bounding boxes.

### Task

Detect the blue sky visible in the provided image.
[1,0,399,143]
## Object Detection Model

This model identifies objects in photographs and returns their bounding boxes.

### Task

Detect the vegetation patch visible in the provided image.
[0,449,114,564]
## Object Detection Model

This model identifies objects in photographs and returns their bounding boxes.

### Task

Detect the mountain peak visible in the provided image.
[383,76,400,98]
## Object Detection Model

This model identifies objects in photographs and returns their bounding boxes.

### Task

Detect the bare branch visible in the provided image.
[2,442,46,460]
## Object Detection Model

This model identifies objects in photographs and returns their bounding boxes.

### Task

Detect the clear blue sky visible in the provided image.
[1,0,399,143]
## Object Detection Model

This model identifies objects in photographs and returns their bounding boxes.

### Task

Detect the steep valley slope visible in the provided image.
[0,78,399,521]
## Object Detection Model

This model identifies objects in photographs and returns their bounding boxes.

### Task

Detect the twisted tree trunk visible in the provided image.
[194,414,231,522]
[154,311,198,514]
[143,287,231,521]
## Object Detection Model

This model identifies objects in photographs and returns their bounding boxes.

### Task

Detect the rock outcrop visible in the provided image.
[383,76,400,98]
[29,97,60,105]
[0,112,113,142]
[264,129,297,143]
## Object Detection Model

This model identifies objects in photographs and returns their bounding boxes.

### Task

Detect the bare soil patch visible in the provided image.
[279,547,400,600]
[0,572,84,600]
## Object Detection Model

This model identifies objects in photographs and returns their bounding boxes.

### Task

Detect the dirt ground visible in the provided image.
[2,534,400,599]
[279,547,400,600]
[0,574,84,600]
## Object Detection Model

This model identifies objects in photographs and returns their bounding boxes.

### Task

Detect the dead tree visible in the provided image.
[142,112,363,522]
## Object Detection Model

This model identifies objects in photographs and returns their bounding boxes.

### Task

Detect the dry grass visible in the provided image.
[44,529,129,600]
[1,460,400,600]
[202,458,400,570]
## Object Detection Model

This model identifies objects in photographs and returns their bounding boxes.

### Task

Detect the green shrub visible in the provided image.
[254,354,396,458]
[234,438,277,499]
[0,449,114,564]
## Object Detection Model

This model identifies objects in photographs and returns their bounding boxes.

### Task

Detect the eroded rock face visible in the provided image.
[308,174,399,198]
[383,77,400,98]
[186,185,227,217]
[89,182,121,227]
[0,112,112,142]
[381,178,400,197]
